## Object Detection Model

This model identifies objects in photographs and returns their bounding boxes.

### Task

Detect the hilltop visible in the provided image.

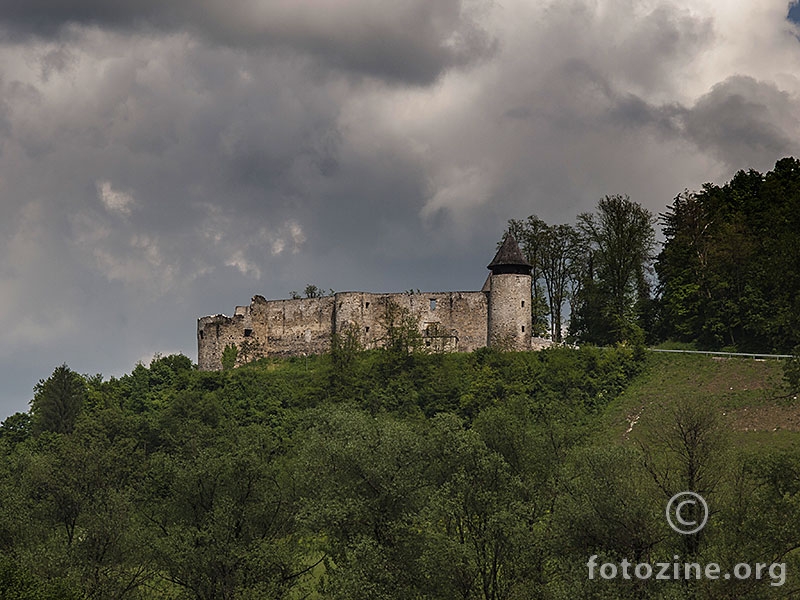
[1,346,799,599]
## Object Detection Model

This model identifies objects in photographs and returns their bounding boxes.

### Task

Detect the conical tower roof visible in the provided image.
[487,233,531,274]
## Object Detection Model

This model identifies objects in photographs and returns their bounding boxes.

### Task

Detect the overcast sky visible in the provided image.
[2,1,800,418]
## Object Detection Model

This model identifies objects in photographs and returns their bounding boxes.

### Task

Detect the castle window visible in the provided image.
[430,299,437,311]
[244,328,253,337]
[521,300,525,308]
[521,325,525,333]
[365,302,370,309]
[199,330,204,340]
[365,326,370,333]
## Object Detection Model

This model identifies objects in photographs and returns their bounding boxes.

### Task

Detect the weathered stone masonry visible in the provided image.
[197,234,546,370]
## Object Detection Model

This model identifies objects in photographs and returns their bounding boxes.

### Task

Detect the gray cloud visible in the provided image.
[684,76,800,168]
[0,0,494,84]
[2,1,800,417]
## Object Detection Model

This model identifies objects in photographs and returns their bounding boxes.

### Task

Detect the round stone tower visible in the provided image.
[487,233,533,351]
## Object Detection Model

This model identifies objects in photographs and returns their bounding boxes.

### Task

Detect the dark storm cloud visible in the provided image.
[683,75,800,168]
[0,29,437,343]
[536,63,800,169]
[3,0,800,419]
[0,0,494,84]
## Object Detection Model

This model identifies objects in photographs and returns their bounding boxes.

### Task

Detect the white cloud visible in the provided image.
[269,221,305,257]
[96,180,136,215]
[422,165,492,222]
[226,250,261,278]
[271,238,286,256]
[287,220,306,249]
[337,0,800,227]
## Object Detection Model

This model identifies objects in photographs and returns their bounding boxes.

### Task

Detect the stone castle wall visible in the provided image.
[198,295,334,370]
[196,235,548,370]
[198,290,490,370]
[333,291,489,353]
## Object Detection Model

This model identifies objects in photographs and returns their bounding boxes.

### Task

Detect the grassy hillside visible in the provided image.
[600,351,798,450]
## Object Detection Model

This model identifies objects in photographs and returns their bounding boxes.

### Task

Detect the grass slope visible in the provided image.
[599,351,800,451]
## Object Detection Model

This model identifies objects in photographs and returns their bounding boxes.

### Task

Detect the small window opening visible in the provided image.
[521,325,525,333]
[521,300,525,308]
[244,328,253,337]
[365,326,370,333]
[199,330,205,340]
[365,302,370,309]
[430,299,437,310]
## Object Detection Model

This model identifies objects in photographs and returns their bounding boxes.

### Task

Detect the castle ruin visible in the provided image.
[197,234,546,370]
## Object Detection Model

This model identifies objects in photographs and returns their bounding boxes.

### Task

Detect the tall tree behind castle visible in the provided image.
[510,195,655,345]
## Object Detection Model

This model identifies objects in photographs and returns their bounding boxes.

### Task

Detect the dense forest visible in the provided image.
[3,157,800,598]
[656,158,800,352]
[0,344,643,599]
[2,343,800,599]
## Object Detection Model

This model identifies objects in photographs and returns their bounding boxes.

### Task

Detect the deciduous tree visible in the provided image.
[572,195,655,345]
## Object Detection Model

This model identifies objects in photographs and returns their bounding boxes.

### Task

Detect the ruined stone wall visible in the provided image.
[250,295,335,358]
[197,295,335,370]
[333,291,488,353]
[198,290,491,370]
[198,309,254,371]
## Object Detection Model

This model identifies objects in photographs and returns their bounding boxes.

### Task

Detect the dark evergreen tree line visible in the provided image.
[656,157,800,353]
